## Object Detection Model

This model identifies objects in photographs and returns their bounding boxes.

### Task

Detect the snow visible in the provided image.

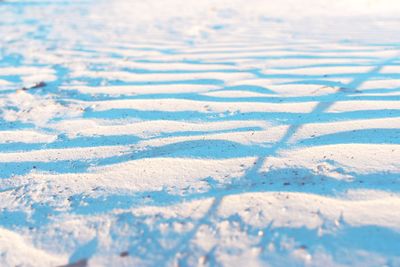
[0,0,400,266]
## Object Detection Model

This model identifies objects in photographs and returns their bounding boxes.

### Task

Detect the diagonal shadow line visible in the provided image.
[269,52,400,152]
[164,52,400,264]
[248,53,400,187]
[155,196,223,267]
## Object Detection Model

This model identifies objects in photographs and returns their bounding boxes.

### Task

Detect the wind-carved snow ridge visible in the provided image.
[0,0,400,266]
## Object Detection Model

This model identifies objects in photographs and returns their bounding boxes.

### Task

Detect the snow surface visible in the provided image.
[0,0,400,266]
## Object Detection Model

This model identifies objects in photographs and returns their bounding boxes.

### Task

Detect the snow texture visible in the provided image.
[0,0,400,266]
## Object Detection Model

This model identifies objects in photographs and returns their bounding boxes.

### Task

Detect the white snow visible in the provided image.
[0,0,400,266]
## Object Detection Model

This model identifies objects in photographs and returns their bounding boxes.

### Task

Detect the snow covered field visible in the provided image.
[0,0,400,266]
